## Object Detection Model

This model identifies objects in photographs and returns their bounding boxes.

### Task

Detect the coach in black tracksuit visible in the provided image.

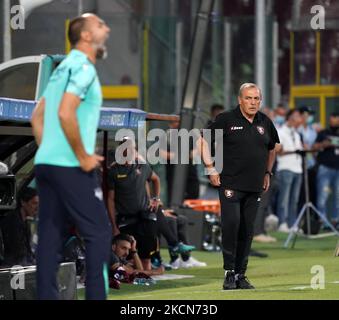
[198,83,279,290]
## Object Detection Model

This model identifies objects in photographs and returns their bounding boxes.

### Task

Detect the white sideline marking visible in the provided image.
[76,274,195,290]
[290,286,310,290]
[152,274,195,281]
[290,281,339,289]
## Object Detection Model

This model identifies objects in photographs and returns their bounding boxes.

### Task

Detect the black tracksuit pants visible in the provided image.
[156,208,178,247]
[166,215,189,245]
[35,165,112,300]
[218,187,261,274]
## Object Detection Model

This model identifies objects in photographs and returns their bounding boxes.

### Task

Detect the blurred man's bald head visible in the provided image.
[68,13,99,46]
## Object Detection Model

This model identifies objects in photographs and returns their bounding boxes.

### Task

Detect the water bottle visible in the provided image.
[133,278,156,286]
[133,278,146,285]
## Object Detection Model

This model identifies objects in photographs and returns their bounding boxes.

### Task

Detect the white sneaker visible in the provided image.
[291,226,304,235]
[182,257,207,268]
[266,235,277,242]
[278,223,290,233]
[170,258,182,270]
[179,259,193,268]
[265,214,279,232]
[253,234,277,243]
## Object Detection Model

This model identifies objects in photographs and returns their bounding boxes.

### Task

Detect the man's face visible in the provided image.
[22,196,39,217]
[329,115,339,127]
[83,14,110,58]
[238,87,261,117]
[274,106,286,117]
[300,112,309,125]
[121,139,136,162]
[112,240,131,259]
[289,111,303,128]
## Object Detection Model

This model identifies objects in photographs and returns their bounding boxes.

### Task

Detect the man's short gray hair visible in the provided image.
[238,83,262,98]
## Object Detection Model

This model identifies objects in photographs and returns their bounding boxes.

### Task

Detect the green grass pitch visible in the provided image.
[79,232,339,300]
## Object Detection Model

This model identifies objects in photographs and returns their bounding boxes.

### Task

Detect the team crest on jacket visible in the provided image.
[224,189,234,198]
[257,126,265,135]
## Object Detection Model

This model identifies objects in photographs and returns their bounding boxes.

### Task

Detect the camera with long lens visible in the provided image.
[0,162,16,212]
